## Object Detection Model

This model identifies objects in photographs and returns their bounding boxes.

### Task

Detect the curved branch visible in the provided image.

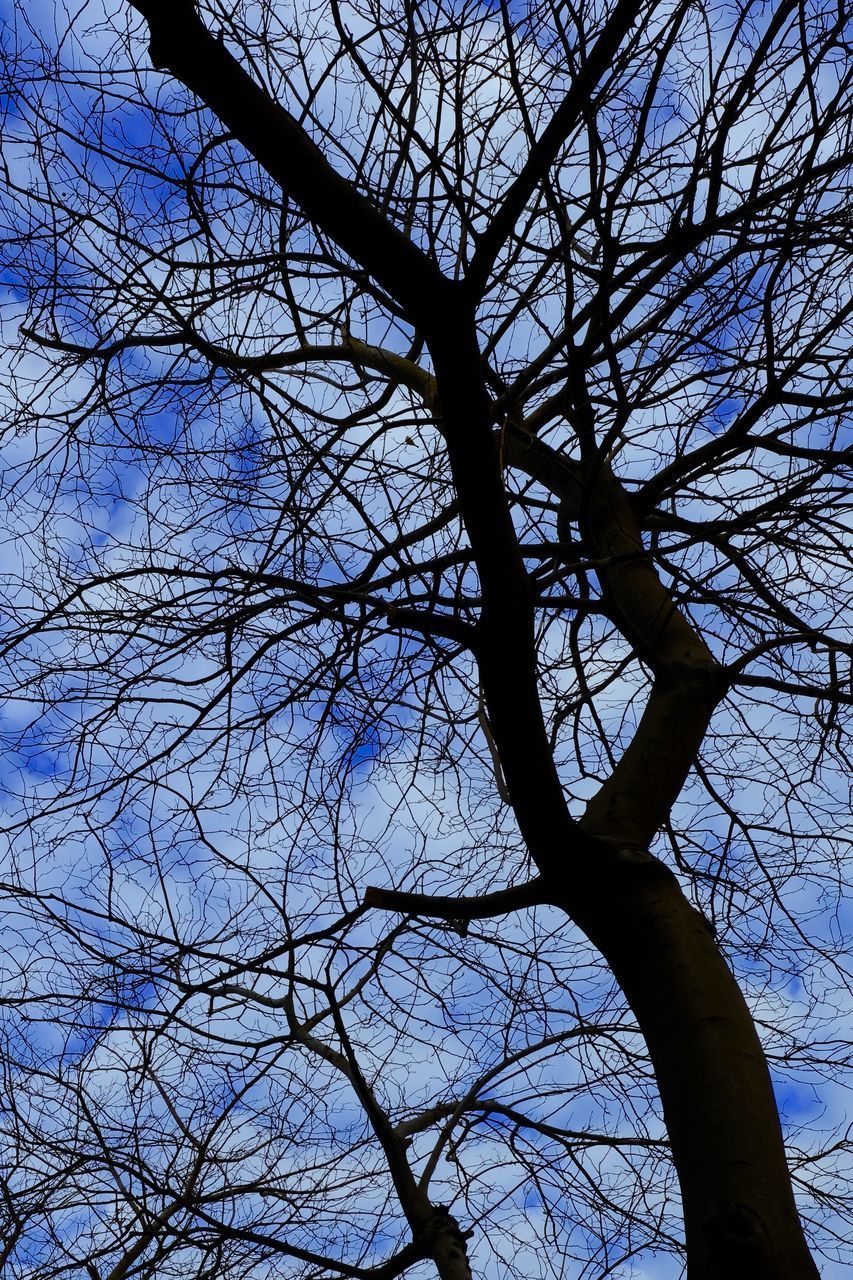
[363,878,546,920]
[22,324,439,401]
[127,0,448,325]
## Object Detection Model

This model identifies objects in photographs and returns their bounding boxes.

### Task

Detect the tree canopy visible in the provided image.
[1,0,852,1277]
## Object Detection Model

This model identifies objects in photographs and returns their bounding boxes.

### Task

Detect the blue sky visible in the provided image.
[1,0,852,1277]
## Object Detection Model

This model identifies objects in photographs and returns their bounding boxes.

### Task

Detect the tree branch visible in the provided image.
[21,325,440,404]
[127,0,448,325]
[503,426,584,519]
[465,0,647,296]
[363,878,546,920]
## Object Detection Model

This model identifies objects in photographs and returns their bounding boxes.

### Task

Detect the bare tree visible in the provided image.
[1,0,853,1276]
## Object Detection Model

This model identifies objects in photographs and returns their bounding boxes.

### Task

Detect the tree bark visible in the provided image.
[426,321,821,1280]
[557,849,820,1280]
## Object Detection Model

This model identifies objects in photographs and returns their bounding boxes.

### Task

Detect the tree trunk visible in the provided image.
[559,849,820,1280]
[427,321,820,1279]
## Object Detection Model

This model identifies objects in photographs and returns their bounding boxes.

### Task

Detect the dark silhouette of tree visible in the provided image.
[1,0,852,1277]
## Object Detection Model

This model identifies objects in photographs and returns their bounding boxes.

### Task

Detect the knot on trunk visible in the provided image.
[419,1206,473,1280]
[655,658,728,702]
[703,1201,773,1268]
